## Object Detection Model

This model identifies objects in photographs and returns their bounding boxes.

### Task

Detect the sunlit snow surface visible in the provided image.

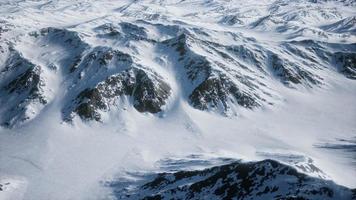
[0,0,355,199]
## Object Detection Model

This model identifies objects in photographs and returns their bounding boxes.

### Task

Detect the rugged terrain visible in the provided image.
[0,0,355,199]
[107,159,355,200]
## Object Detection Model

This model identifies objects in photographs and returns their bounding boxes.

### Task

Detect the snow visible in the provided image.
[0,77,355,199]
[0,0,355,199]
[0,176,27,200]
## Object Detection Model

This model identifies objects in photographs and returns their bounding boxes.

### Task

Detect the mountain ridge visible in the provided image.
[0,0,355,199]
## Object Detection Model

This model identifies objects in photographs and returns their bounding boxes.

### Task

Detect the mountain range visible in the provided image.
[0,0,355,199]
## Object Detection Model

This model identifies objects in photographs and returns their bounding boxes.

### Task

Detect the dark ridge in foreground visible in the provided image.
[106,159,354,200]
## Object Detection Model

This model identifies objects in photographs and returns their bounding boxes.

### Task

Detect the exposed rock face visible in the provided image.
[0,26,91,127]
[69,47,133,75]
[165,33,268,114]
[59,43,171,122]
[220,15,245,25]
[0,51,47,127]
[3,66,45,104]
[0,11,355,127]
[29,27,84,49]
[108,160,354,200]
[132,69,171,113]
[270,53,321,86]
[190,74,259,111]
[334,52,356,79]
[67,68,171,121]
[285,40,356,81]
[95,22,153,42]
[119,22,148,41]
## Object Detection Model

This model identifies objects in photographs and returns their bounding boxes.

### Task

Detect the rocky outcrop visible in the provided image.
[165,33,267,114]
[190,74,259,111]
[95,22,153,42]
[286,40,356,80]
[0,51,47,127]
[108,159,354,200]
[29,27,84,49]
[270,53,321,86]
[1,17,355,127]
[66,68,170,121]
[334,52,356,79]
[69,47,133,74]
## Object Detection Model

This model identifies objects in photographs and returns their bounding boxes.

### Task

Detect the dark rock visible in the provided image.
[4,66,46,104]
[119,22,148,41]
[113,159,354,200]
[334,52,356,79]
[133,70,171,113]
[270,53,321,86]
[164,33,263,114]
[190,74,259,111]
[0,51,47,128]
[68,68,171,121]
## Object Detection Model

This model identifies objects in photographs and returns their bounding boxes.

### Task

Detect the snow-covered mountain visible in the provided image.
[0,0,355,200]
[107,159,355,200]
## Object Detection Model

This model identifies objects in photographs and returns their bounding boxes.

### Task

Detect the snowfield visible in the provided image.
[0,0,355,199]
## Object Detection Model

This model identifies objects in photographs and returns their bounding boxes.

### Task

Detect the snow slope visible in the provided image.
[0,0,355,199]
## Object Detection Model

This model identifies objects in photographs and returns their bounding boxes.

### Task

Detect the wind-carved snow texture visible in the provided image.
[0,0,355,199]
[315,137,356,167]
